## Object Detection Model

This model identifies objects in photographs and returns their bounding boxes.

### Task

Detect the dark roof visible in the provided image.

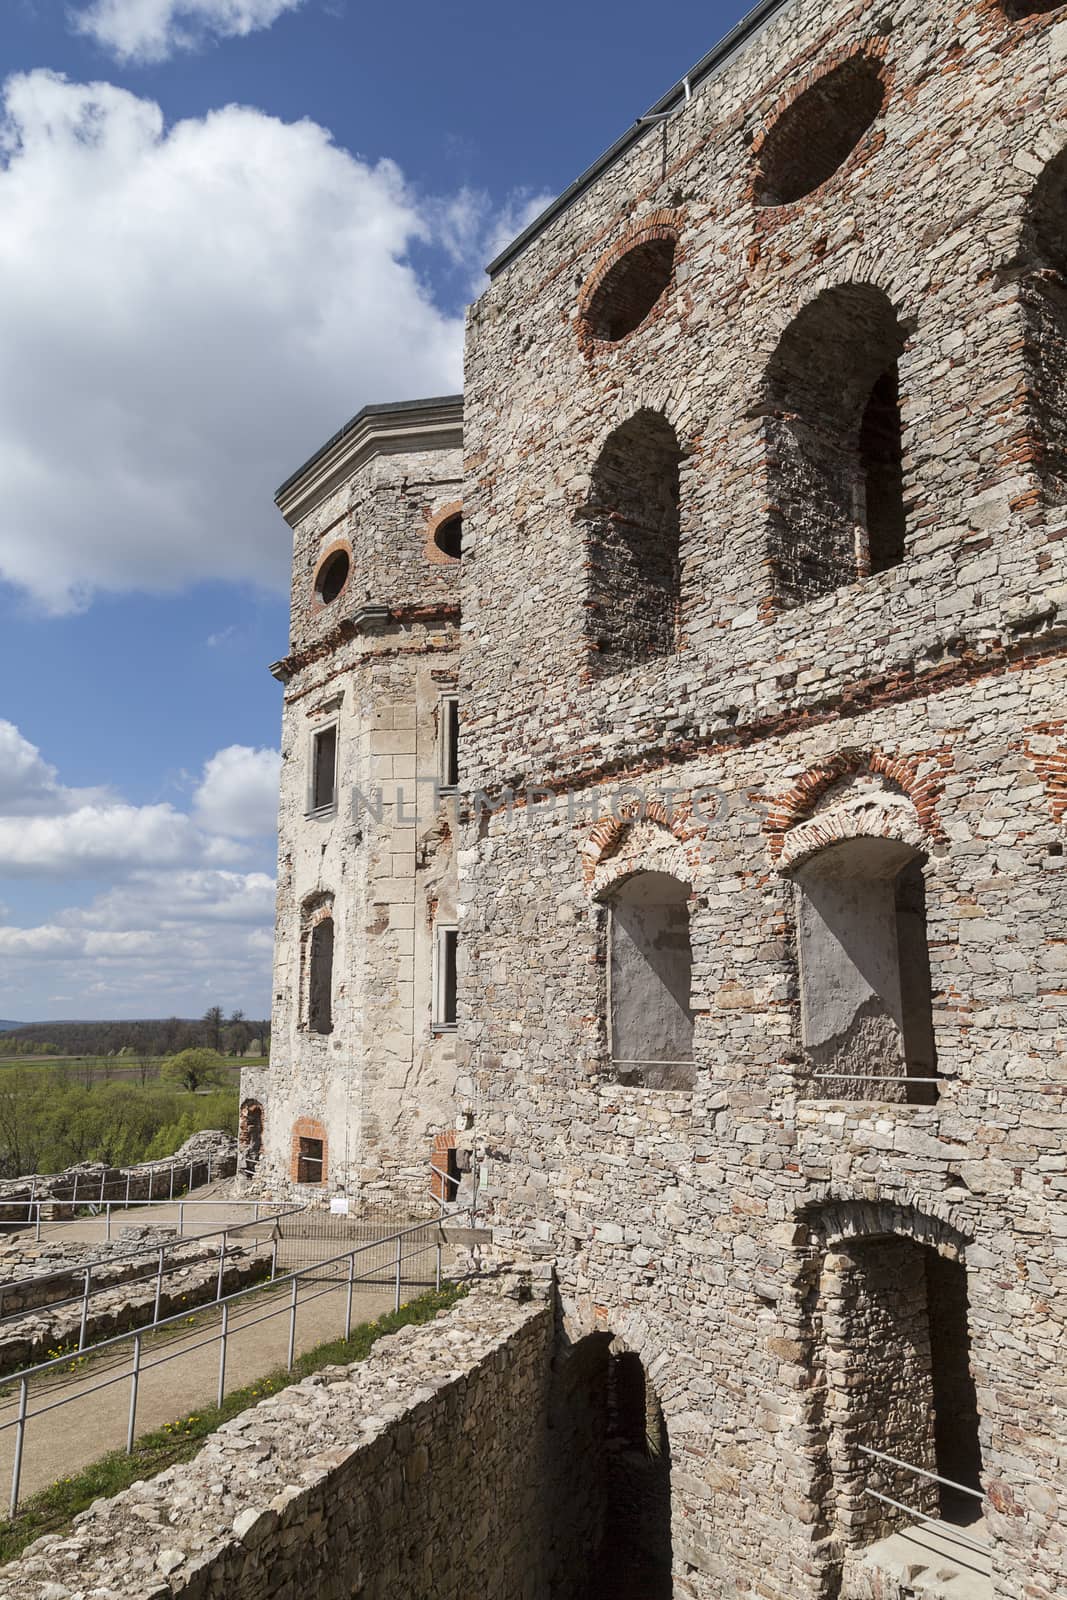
[275,393,463,502]
[486,0,792,278]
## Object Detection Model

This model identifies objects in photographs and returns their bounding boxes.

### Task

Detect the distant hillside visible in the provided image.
[1,1015,270,1058]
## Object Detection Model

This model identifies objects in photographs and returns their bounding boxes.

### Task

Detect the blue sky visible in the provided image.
[0,0,750,1022]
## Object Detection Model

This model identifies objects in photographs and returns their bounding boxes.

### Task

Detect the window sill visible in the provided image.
[430,1023,458,1037]
[304,804,338,821]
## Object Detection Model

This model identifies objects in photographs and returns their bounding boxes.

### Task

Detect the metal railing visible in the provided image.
[0,1209,461,1515]
[858,1444,988,1558]
[0,1202,302,1345]
[0,1156,233,1238]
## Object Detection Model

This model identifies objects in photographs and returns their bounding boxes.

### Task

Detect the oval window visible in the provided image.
[583,236,676,343]
[434,513,462,560]
[315,549,350,605]
[755,55,886,207]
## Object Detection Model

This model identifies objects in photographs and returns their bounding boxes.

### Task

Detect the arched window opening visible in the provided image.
[608,871,694,1089]
[308,916,334,1035]
[754,55,886,207]
[583,236,676,342]
[763,285,908,606]
[434,513,462,560]
[315,548,350,606]
[795,838,937,1103]
[238,1099,263,1175]
[823,1239,983,1555]
[553,1337,673,1600]
[583,411,682,674]
[1021,143,1067,498]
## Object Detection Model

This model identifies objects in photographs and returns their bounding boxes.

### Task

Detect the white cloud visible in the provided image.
[71,0,305,65]
[0,71,464,614]
[0,725,279,1014]
[0,720,112,817]
[193,745,281,837]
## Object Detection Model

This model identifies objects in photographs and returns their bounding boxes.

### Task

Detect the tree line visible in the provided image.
[1,1007,270,1060]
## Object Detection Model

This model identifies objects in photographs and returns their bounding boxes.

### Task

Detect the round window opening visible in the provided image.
[1003,0,1062,15]
[754,55,886,207]
[316,549,350,605]
[434,513,462,560]
[584,236,677,343]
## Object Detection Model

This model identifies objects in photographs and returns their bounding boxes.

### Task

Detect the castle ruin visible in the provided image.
[236,1,1067,1594]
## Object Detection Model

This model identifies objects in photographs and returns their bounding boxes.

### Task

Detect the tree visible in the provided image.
[161,1049,229,1093]
[202,1006,224,1053]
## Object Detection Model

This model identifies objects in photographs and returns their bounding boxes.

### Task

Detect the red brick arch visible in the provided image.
[746,39,893,226]
[766,749,946,862]
[430,1127,458,1203]
[423,500,463,565]
[580,799,695,885]
[290,1116,327,1185]
[577,209,685,356]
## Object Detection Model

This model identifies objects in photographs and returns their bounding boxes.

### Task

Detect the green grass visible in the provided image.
[0,1282,466,1563]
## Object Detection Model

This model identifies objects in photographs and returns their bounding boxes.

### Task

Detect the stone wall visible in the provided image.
[459,2,1067,1597]
[0,1275,611,1600]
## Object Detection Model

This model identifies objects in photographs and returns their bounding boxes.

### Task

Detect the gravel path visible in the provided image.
[0,1189,444,1510]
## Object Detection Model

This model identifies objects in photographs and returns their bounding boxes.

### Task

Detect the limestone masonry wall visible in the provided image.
[0,1277,608,1600]
[459,2,1067,1597]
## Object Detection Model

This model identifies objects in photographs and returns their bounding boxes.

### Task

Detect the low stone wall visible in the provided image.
[0,1227,182,1313]
[0,1239,272,1375]
[0,1131,238,1227]
[0,1272,605,1600]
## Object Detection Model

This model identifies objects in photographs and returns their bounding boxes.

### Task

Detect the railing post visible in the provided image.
[270,1234,278,1282]
[436,1237,442,1293]
[99,1171,105,1205]
[345,1250,354,1340]
[394,1234,402,1314]
[106,1202,112,1243]
[10,1377,28,1517]
[178,1201,184,1237]
[168,1165,174,1202]
[34,1202,41,1244]
[125,1171,131,1208]
[154,1246,164,1324]
[79,1267,91,1350]
[188,1160,193,1197]
[126,1334,141,1453]
[287,1277,298,1371]
[217,1233,227,1300]
[217,1301,229,1409]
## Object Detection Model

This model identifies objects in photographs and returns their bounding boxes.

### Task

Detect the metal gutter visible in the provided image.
[486,0,793,279]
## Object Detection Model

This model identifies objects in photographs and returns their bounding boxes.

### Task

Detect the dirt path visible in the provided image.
[0,1189,446,1508]
[0,1265,436,1505]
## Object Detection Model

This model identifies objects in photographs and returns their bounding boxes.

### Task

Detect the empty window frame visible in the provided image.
[795,838,937,1103]
[307,916,334,1035]
[308,723,338,814]
[433,924,458,1030]
[297,1136,325,1184]
[607,872,695,1089]
[439,695,459,790]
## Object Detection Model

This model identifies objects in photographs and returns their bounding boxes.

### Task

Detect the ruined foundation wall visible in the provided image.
[0,1279,605,1600]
